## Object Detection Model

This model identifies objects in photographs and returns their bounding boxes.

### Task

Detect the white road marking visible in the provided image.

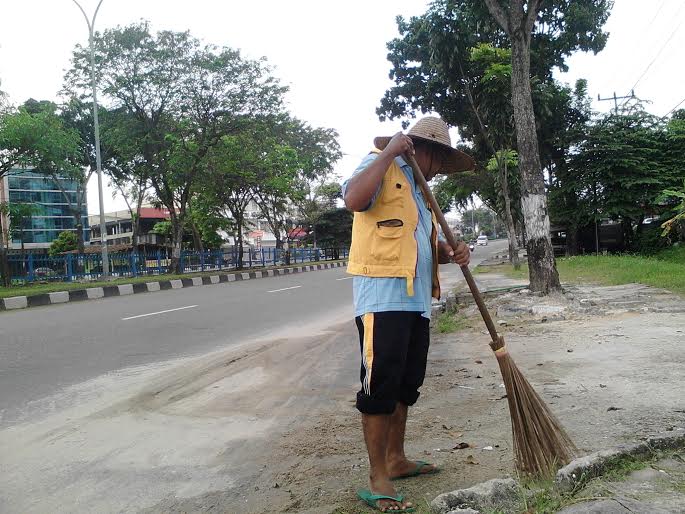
[267,285,302,293]
[122,305,198,321]
[335,277,353,281]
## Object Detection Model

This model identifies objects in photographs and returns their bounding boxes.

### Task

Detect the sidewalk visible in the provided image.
[429,263,685,513]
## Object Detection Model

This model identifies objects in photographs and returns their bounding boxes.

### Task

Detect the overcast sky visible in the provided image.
[1,0,684,214]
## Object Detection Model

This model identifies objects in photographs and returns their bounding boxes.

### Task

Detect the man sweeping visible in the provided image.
[343,117,474,512]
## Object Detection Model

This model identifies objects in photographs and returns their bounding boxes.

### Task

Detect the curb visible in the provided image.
[0,261,348,312]
[555,428,685,492]
[429,429,685,513]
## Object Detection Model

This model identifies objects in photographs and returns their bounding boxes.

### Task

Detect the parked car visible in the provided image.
[33,267,56,278]
[477,235,489,246]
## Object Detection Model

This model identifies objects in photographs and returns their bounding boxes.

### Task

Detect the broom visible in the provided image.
[403,152,577,476]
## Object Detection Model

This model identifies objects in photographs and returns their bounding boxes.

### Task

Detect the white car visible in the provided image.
[477,235,488,246]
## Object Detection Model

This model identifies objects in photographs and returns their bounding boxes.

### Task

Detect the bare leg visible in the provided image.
[362,413,412,511]
[386,403,437,478]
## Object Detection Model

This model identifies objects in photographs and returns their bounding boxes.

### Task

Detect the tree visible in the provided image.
[187,193,231,250]
[0,202,10,285]
[0,100,81,285]
[0,101,81,181]
[49,231,78,256]
[659,180,685,241]
[546,79,594,255]
[297,181,343,248]
[380,0,612,293]
[0,79,10,115]
[66,22,287,273]
[203,128,260,269]
[460,205,504,238]
[481,0,610,292]
[568,104,680,250]
[98,106,150,250]
[487,150,522,267]
[8,202,39,254]
[311,208,353,253]
[249,116,302,250]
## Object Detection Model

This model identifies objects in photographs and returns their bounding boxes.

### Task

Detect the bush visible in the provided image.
[48,231,78,256]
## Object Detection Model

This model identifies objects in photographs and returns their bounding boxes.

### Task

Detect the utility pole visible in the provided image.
[72,0,109,278]
[597,90,635,113]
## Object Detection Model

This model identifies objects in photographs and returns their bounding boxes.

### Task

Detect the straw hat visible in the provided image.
[374,116,475,174]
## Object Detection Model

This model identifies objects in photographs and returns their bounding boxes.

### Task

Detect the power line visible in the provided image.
[663,96,685,118]
[628,8,685,92]
[646,0,668,30]
[618,2,685,110]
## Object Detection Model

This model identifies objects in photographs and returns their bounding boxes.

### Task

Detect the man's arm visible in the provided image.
[343,132,414,212]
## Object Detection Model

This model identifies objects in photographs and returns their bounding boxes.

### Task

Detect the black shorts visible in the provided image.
[355,311,430,415]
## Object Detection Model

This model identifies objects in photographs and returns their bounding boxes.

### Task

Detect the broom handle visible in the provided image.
[404,153,500,343]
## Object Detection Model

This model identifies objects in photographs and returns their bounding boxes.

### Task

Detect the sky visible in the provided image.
[1,0,684,215]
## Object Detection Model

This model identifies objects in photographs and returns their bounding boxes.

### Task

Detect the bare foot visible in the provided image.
[387,458,437,479]
[368,475,413,512]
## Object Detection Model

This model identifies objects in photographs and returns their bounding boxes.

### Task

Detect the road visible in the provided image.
[0,240,508,513]
[0,239,506,427]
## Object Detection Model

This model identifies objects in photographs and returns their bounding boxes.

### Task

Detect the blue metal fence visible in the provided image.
[7,247,349,284]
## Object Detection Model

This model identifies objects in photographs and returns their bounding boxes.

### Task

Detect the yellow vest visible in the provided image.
[347,152,441,299]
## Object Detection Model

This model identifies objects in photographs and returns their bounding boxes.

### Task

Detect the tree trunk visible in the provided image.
[503,205,520,270]
[621,217,634,251]
[500,157,520,270]
[0,215,10,287]
[236,214,244,270]
[189,219,204,252]
[510,36,560,293]
[566,226,579,256]
[170,214,184,274]
[75,215,85,253]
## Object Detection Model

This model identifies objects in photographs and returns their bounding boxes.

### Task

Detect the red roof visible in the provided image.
[138,207,171,219]
[287,227,308,239]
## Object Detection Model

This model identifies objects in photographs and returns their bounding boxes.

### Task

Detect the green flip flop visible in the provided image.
[392,460,440,480]
[357,489,415,512]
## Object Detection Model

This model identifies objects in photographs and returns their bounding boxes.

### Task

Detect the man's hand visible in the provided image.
[438,240,470,266]
[383,132,414,158]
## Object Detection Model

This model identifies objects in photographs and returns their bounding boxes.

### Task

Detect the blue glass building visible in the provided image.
[1,168,89,250]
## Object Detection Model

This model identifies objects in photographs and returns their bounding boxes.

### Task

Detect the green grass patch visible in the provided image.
[514,451,675,513]
[0,259,346,299]
[500,247,685,295]
[435,311,470,333]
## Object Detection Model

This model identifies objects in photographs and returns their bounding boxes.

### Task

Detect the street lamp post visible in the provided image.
[72,0,109,278]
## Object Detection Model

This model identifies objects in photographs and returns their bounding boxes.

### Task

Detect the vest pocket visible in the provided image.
[370,221,403,262]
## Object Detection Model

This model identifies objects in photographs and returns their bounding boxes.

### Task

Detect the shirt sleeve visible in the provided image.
[342,153,382,212]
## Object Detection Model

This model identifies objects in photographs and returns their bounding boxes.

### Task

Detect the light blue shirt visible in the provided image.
[343,153,435,319]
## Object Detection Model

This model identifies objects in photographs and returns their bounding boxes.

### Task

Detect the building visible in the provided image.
[88,206,171,247]
[0,168,89,251]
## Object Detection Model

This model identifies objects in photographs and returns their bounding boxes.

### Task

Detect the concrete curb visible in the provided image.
[430,429,685,514]
[555,428,685,493]
[0,261,348,312]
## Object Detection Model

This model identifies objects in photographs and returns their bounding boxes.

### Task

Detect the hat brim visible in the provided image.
[373,135,475,174]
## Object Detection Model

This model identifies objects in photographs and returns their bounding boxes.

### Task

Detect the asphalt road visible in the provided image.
[0,239,507,426]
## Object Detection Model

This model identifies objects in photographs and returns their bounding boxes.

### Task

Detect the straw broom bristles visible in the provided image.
[491,336,577,475]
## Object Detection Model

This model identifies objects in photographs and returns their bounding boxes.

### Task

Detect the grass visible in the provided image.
[514,452,670,514]
[435,311,470,333]
[0,259,346,299]
[498,246,685,295]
